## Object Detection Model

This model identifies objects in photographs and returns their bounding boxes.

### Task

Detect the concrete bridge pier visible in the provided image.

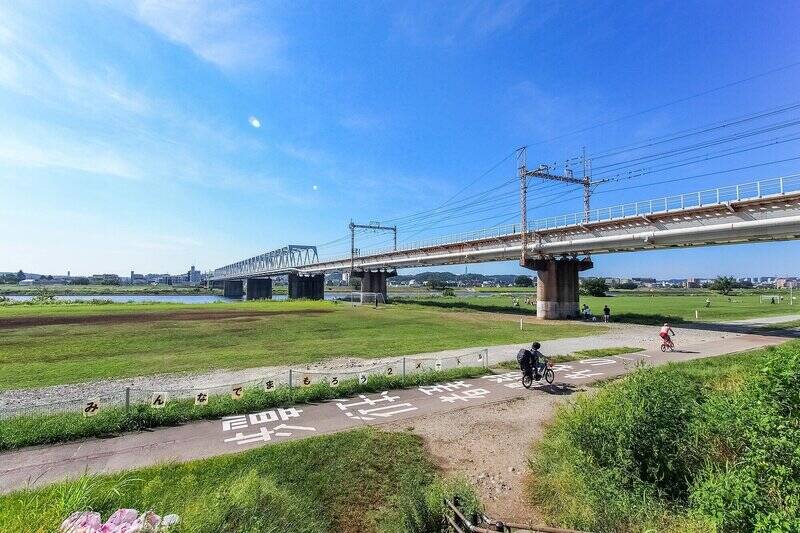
[243,278,272,300]
[353,269,397,300]
[288,273,324,300]
[523,257,593,319]
[223,280,244,299]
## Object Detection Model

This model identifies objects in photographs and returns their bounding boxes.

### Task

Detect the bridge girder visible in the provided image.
[213,244,318,280]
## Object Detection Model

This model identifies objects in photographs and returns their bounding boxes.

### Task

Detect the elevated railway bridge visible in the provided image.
[213,176,800,318]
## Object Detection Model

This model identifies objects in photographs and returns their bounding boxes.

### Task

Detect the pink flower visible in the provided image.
[104,509,139,527]
[60,511,102,532]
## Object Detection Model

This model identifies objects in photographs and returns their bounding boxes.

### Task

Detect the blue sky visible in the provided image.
[2,0,800,278]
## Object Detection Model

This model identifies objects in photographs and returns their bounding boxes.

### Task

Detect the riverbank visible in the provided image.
[0,284,222,296]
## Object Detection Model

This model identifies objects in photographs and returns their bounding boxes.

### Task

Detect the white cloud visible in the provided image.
[392,0,542,47]
[248,116,261,128]
[0,15,152,116]
[122,0,285,70]
[0,138,142,181]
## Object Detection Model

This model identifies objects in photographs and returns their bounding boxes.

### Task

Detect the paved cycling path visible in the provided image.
[0,331,788,493]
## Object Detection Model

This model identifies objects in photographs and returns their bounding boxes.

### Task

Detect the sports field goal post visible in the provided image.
[351,292,386,307]
[760,294,783,304]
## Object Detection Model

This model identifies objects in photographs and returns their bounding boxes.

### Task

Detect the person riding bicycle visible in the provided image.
[517,342,544,380]
[659,323,675,347]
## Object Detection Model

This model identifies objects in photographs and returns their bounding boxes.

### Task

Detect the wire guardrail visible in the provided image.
[315,173,800,264]
[0,350,489,420]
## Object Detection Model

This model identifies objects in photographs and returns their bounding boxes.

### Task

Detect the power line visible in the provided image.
[591,117,800,175]
[589,100,800,161]
[526,60,800,147]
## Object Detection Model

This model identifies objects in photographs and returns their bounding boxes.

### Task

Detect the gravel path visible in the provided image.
[0,320,769,414]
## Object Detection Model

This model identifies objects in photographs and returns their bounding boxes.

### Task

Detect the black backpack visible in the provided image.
[517,348,531,368]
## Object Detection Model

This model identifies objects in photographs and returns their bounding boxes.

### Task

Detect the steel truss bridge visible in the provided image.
[214,245,318,281]
[213,175,800,279]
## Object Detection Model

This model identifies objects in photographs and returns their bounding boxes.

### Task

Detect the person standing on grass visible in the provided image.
[603,304,610,322]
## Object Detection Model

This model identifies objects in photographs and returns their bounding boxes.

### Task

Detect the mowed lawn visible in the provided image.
[403,292,800,323]
[582,293,799,323]
[0,300,598,390]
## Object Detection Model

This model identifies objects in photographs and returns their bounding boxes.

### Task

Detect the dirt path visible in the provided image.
[387,389,582,523]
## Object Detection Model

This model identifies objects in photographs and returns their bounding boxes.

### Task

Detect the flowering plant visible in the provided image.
[60,509,180,532]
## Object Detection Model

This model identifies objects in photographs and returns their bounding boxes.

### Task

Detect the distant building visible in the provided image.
[685,278,700,289]
[91,274,120,284]
[188,266,201,284]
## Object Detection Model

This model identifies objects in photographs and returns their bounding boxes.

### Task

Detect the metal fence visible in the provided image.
[316,173,800,263]
[0,349,489,420]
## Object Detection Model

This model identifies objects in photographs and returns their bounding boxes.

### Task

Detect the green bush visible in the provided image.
[529,343,800,532]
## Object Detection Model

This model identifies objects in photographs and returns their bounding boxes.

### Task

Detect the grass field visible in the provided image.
[0,300,597,390]
[402,292,800,323]
[0,428,479,533]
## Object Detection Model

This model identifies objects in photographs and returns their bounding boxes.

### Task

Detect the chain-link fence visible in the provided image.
[0,349,489,420]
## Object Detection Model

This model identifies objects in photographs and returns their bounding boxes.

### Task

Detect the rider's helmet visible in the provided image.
[532,341,541,349]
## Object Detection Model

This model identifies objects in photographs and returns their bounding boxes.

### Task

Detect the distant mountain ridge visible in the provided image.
[393,272,520,284]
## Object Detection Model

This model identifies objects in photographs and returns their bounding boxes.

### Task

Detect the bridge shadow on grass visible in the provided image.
[394,298,537,316]
[611,313,686,326]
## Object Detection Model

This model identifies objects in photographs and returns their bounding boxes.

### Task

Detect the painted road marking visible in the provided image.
[222,408,304,432]
[581,358,617,367]
[563,369,604,380]
[482,371,521,384]
[439,388,491,403]
[223,424,316,445]
[335,391,417,421]
[417,381,471,395]
[222,407,314,446]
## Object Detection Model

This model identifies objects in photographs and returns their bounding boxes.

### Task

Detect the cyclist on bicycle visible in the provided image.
[517,342,544,380]
[659,323,675,348]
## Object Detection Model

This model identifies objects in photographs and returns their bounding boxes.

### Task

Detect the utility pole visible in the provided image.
[517,145,607,265]
[517,147,529,265]
[581,146,591,222]
[517,147,608,228]
[349,221,398,272]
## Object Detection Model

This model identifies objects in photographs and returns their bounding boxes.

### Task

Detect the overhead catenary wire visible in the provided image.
[526,60,800,148]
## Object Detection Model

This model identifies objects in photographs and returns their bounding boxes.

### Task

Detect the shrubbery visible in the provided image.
[529,344,800,532]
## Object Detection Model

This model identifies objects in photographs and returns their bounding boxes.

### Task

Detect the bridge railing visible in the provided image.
[315,174,800,264]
